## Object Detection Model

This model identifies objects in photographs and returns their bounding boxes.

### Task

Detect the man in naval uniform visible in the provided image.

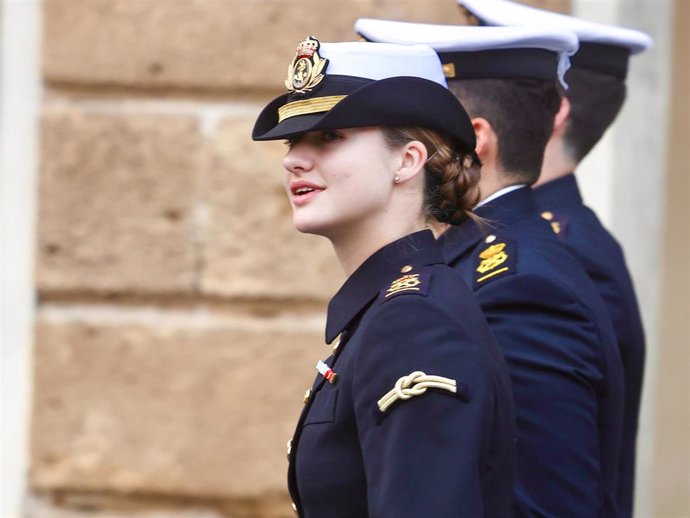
[356,19,625,518]
[456,2,651,516]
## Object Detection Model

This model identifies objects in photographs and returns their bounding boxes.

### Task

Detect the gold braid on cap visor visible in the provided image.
[277,95,347,123]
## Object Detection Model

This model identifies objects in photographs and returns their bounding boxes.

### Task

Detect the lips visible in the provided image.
[289,181,325,206]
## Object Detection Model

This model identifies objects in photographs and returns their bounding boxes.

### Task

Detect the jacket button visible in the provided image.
[291,501,298,513]
[286,438,292,461]
[541,210,554,221]
[303,388,311,404]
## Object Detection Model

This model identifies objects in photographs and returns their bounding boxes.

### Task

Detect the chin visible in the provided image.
[292,214,330,237]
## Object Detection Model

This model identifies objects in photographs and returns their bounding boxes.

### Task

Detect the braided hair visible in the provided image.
[382,127,481,225]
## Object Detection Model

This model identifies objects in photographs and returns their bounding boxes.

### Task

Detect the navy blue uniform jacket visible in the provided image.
[287,230,515,518]
[535,174,645,518]
[440,187,624,518]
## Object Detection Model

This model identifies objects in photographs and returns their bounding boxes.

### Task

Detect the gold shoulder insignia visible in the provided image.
[380,267,432,301]
[474,239,517,288]
[540,210,569,237]
[386,273,421,297]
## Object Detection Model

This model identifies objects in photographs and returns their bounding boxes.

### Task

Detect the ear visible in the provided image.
[394,139,428,183]
[552,96,571,137]
[471,117,497,163]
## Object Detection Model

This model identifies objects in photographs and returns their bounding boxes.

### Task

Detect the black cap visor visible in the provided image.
[252,76,476,153]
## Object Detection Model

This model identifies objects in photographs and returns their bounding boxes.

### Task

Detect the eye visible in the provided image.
[321,130,343,143]
[283,135,302,148]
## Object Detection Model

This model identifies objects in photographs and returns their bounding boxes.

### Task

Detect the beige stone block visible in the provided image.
[25,495,225,518]
[201,113,344,300]
[30,311,325,498]
[518,0,571,14]
[37,107,202,295]
[25,492,295,518]
[43,0,464,91]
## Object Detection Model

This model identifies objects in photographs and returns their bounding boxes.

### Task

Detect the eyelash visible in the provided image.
[321,130,343,142]
[283,131,343,148]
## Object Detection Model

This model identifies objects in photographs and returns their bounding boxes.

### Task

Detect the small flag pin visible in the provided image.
[316,359,338,384]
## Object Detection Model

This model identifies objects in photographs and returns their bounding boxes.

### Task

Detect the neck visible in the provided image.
[477,165,527,203]
[330,219,427,277]
[535,137,577,188]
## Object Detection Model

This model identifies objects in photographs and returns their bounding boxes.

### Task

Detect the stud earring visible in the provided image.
[394,175,401,183]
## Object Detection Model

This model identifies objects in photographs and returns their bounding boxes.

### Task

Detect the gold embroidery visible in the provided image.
[476,267,510,283]
[386,274,421,297]
[278,95,346,122]
[477,243,508,274]
[285,36,329,94]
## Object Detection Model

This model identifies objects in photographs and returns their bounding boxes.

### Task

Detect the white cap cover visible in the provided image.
[458,0,652,54]
[253,37,476,149]
[355,19,579,87]
[319,41,448,86]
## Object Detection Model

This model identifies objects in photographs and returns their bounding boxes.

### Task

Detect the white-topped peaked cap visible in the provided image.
[318,41,447,86]
[355,19,578,87]
[459,0,652,54]
[252,37,476,150]
[458,0,652,79]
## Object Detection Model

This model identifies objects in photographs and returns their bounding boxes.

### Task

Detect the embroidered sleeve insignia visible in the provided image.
[285,36,329,95]
[473,239,517,288]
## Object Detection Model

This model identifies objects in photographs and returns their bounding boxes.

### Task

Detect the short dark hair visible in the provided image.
[562,67,627,163]
[448,78,561,185]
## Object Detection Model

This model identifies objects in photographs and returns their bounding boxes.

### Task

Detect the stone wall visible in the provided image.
[31,1,569,517]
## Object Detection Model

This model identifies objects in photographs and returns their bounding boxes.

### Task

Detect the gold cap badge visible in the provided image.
[285,36,329,94]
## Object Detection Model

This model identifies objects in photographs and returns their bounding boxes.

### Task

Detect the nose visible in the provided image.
[283,143,313,175]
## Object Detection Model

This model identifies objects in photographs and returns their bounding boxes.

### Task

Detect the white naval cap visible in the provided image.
[355,18,579,88]
[458,0,652,79]
[252,36,476,149]
[318,41,448,86]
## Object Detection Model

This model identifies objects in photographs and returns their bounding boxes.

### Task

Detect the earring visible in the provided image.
[394,175,401,183]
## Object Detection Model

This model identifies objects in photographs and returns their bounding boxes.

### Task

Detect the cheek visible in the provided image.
[282,173,291,198]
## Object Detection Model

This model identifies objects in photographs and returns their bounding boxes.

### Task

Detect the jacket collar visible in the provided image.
[325,230,443,343]
[441,186,537,263]
[533,173,582,210]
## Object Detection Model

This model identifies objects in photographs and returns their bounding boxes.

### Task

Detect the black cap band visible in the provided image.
[571,42,630,79]
[440,48,559,82]
[285,75,372,103]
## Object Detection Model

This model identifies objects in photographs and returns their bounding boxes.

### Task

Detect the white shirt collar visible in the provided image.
[475,184,527,208]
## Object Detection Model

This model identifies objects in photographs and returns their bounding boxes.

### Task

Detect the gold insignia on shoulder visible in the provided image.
[385,273,421,297]
[285,36,329,94]
[541,211,562,234]
[550,221,561,234]
[476,243,509,274]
